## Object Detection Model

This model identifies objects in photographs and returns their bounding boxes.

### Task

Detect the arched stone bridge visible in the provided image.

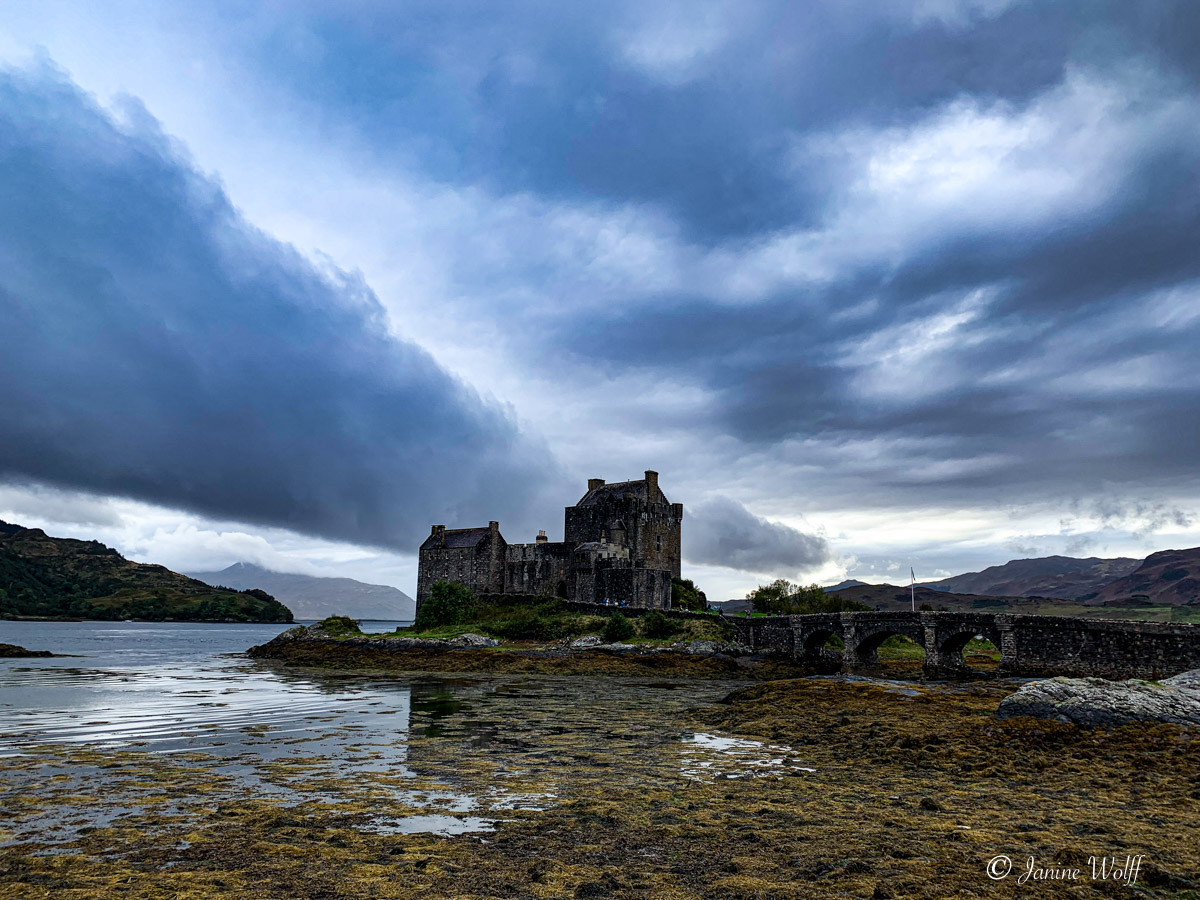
[729,611,1200,679]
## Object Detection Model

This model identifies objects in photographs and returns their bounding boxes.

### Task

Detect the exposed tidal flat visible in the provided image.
[1,623,1198,899]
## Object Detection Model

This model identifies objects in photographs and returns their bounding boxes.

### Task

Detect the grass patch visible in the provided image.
[876,634,925,660]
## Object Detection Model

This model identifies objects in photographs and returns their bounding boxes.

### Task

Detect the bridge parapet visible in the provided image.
[729,610,1200,680]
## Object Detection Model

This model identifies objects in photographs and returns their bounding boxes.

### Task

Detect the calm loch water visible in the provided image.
[0,621,808,847]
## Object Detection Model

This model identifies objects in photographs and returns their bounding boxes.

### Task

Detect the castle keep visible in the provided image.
[417,471,682,613]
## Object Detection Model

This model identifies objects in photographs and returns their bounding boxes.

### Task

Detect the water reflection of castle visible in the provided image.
[417,471,682,614]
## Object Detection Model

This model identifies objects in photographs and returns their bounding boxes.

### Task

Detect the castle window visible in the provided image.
[655,535,663,552]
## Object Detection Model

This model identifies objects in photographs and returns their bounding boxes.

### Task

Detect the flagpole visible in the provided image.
[910,567,916,612]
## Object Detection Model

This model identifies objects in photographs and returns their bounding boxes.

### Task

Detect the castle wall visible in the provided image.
[481,531,506,595]
[633,502,683,578]
[595,564,671,610]
[570,553,671,609]
[416,546,479,606]
[504,541,572,597]
[416,526,506,610]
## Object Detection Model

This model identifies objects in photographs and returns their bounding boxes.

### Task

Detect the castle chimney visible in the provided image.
[644,470,659,492]
[588,478,605,491]
[489,520,499,534]
[536,529,548,543]
[433,524,446,547]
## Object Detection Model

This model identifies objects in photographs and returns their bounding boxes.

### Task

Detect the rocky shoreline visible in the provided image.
[246,621,820,679]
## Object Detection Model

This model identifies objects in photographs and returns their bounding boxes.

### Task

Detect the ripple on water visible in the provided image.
[0,661,413,768]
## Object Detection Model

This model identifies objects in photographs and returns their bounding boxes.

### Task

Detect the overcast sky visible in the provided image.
[2,1,1199,602]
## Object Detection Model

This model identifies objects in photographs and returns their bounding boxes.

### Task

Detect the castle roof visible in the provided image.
[576,479,649,507]
[419,527,492,550]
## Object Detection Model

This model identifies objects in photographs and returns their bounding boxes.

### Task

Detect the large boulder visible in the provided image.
[1164,669,1200,690]
[996,671,1200,727]
[450,633,499,648]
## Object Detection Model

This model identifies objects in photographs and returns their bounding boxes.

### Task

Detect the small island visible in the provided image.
[249,579,889,680]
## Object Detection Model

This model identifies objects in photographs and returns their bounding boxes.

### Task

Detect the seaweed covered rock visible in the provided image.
[0,642,53,658]
[996,672,1200,727]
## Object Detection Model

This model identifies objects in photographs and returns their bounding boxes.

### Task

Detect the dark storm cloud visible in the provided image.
[7,0,1199,569]
[0,64,568,549]
[686,496,833,575]
[223,1,1200,243]
[545,72,1200,509]
[227,0,1200,514]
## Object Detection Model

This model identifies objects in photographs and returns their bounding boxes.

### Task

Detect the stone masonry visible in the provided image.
[731,610,1200,680]
[416,471,682,615]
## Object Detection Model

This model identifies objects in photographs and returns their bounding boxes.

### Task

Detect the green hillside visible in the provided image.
[0,521,293,623]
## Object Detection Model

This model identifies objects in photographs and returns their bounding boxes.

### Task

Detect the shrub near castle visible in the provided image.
[602,612,634,643]
[412,580,474,631]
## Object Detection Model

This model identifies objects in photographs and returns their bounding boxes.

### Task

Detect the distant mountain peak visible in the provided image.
[825,579,868,592]
[218,561,259,573]
[187,563,414,621]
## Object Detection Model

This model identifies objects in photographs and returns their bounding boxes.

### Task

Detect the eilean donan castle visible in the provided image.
[416,471,682,614]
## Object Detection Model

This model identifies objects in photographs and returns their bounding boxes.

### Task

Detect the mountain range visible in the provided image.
[824,548,1200,614]
[824,581,1057,613]
[919,555,1141,600]
[187,562,415,621]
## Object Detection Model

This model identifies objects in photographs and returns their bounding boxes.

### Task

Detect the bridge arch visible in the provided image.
[801,627,840,653]
[931,623,1004,675]
[848,621,925,669]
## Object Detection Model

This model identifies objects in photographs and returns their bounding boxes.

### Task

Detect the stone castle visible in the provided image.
[416,471,682,614]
